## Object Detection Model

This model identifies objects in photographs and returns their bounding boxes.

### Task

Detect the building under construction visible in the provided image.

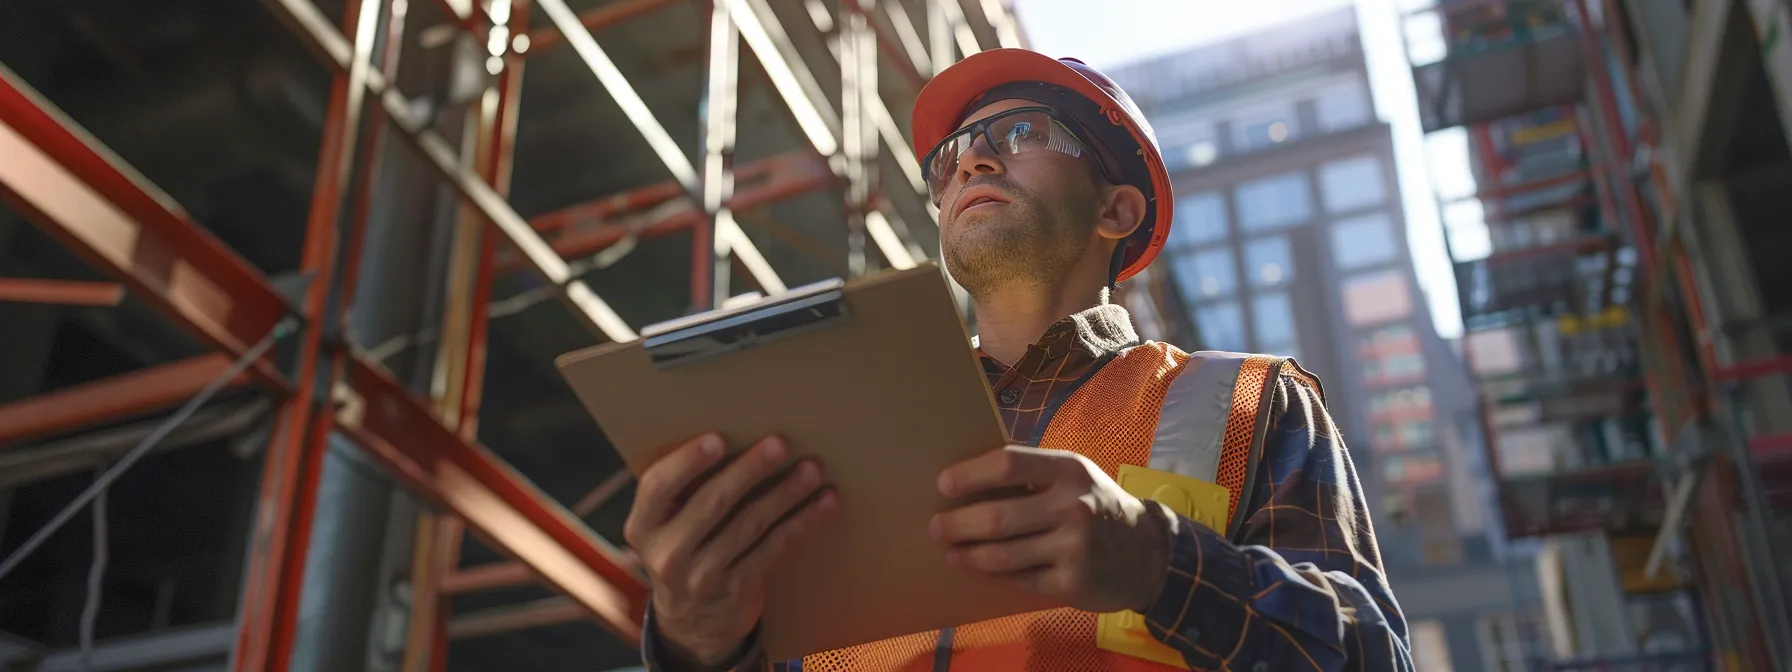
[0,0,1186,669]
[1405,0,1792,667]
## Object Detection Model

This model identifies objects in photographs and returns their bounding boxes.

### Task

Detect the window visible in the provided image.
[1187,140,1218,167]
[1397,419,1436,448]
[1369,386,1434,417]
[1364,351,1427,385]
[1195,301,1248,352]
[1251,292,1299,357]
[1315,80,1373,132]
[1236,172,1312,231]
[1330,213,1400,270]
[1319,155,1385,213]
[1172,192,1228,247]
[1242,236,1294,287]
[1232,104,1298,152]
[1171,248,1237,300]
[1382,451,1445,487]
[1383,352,1426,379]
[1411,620,1457,672]
[1373,424,1398,449]
[1360,324,1419,356]
[1341,270,1413,326]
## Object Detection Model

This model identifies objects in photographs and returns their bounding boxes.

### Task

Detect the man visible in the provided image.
[624,49,1413,671]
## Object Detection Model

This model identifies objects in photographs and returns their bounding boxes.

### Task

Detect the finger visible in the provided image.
[628,433,727,531]
[945,530,1066,575]
[665,436,791,545]
[700,459,827,572]
[732,488,839,579]
[929,494,1060,544]
[937,446,1059,498]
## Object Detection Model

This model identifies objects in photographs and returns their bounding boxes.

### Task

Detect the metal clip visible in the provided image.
[641,278,849,370]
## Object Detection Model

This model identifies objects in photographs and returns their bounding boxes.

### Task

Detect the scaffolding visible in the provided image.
[0,0,1025,668]
[1402,0,1792,667]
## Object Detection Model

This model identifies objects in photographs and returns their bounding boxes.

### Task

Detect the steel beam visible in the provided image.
[1711,356,1792,384]
[233,0,384,667]
[516,151,836,268]
[696,0,741,310]
[535,0,783,294]
[523,0,682,57]
[0,278,123,307]
[406,3,530,666]
[0,65,293,387]
[264,0,639,342]
[841,0,926,90]
[0,354,251,446]
[336,355,650,644]
[530,151,832,234]
[447,597,584,640]
[439,468,636,596]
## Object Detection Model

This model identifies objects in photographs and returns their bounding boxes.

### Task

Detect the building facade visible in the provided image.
[1400,0,1792,667]
[1111,9,1540,671]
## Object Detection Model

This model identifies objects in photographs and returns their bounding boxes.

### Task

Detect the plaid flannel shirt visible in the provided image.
[642,305,1413,671]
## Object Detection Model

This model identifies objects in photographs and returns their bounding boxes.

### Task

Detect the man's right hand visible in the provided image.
[623,433,836,668]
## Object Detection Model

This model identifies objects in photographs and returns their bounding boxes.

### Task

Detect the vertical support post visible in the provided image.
[402,2,531,670]
[698,0,740,310]
[232,0,382,669]
[927,0,958,76]
[840,0,873,276]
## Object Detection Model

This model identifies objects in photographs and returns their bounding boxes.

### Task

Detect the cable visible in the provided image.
[0,317,297,585]
[78,465,107,672]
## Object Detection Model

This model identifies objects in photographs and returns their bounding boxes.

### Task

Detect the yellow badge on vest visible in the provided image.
[1095,465,1232,669]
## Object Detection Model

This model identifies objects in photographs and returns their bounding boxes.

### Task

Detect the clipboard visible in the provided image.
[554,263,1058,660]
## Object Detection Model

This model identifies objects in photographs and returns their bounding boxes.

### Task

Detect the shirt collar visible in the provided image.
[975,302,1140,364]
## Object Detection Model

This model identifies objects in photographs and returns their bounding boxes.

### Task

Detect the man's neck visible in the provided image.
[972,284,1106,367]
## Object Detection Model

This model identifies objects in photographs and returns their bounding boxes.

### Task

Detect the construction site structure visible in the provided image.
[1401,0,1792,667]
[0,0,1138,669]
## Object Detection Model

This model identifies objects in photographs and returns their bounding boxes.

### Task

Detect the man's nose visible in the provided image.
[956,134,1005,183]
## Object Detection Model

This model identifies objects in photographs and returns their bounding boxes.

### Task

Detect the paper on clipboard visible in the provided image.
[554,263,1059,660]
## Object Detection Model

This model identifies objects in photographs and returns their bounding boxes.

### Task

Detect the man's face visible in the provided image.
[936,98,1104,298]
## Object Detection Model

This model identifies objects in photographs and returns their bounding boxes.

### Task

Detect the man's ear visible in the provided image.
[1095,183,1148,241]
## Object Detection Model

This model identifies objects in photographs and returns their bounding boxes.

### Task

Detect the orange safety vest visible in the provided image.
[801,343,1300,672]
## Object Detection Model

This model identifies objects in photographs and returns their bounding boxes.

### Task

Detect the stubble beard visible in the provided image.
[942,189,1092,301]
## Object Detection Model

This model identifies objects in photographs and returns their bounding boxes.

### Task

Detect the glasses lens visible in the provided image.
[988,111,1057,154]
[924,109,1088,202]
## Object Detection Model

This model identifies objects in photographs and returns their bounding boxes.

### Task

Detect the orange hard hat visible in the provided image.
[912,49,1173,283]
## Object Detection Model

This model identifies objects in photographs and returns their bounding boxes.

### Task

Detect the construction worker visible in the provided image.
[624,49,1413,671]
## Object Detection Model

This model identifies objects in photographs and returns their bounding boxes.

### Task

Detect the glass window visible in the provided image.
[1319,155,1385,213]
[1242,236,1294,287]
[1382,451,1444,486]
[1251,292,1298,356]
[1195,301,1248,352]
[1330,213,1400,270]
[1398,419,1437,448]
[1187,140,1218,167]
[1172,192,1229,247]
[1341,270,1413,326]
[1236,172,1312,231]
[1369,386,1435,417]
[1316,81,1373,132]
[1170,248,1237,300]
[1360,324,1419,356]
[1232,104,1298,152]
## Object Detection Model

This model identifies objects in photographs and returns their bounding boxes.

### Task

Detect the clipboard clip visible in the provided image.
[640,278,849,370]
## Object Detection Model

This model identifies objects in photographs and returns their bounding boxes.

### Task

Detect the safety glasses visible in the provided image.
[920,106,1108,204]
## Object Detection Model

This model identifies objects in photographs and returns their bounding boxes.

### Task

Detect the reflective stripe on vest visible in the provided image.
[800,345,1288,672]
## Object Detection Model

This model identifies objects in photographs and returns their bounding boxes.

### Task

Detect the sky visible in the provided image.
[1011,0,1475,340]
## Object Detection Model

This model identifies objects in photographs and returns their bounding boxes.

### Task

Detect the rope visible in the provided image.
[0,317,297,585]
[78,466,107,672]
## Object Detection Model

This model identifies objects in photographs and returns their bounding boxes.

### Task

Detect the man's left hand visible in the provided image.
[930,446,1171,614]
